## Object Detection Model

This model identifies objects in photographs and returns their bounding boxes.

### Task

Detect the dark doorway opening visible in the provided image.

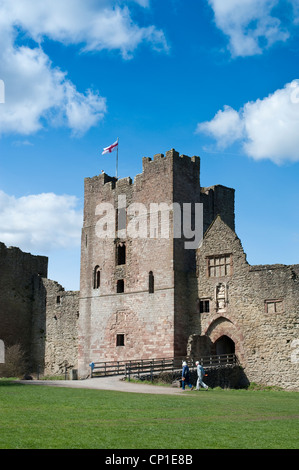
[214,335,235,355]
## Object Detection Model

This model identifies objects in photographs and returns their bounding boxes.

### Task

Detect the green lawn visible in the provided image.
[0,380,298,449]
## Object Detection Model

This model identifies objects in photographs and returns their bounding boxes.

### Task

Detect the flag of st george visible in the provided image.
[102,140,118,155]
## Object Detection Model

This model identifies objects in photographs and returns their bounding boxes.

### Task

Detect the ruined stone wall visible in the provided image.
[0,242,79,376]
[195,216,299,390]
[0,242,48,365]
[201,185,235,234]
[42,278,79,376]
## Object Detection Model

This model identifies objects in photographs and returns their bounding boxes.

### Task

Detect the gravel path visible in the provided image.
[17,375,188,395]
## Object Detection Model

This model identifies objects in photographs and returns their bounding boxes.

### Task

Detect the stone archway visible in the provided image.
[213,335,235,355]
[204,316,245,363]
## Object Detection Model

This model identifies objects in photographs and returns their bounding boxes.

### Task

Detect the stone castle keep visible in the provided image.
[0,149,298,389]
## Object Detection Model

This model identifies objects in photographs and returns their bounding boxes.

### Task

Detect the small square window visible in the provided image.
[199,300,210,313]
[265,299,284,313]
[116,334,125,346]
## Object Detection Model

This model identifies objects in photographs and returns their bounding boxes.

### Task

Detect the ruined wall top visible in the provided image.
[0,241,48,278]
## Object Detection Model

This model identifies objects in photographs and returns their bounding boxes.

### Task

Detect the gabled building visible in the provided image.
[192,215,299,389]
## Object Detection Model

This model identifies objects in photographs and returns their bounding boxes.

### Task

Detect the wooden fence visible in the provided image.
[89,354,239,379]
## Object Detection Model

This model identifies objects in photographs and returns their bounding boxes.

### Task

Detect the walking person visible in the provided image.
[181,361,194,390]
[196,361,208,390]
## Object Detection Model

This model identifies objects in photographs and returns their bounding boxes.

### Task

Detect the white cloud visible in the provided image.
[207,0,296,57]
[0,41,107,136]
[0,191,82,253]
[196,80,299,164]
[0,0,167,136]
[198,105,245,148]
[2,0,168,58]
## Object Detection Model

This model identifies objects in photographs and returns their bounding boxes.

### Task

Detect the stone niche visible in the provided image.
[215,282,227,313]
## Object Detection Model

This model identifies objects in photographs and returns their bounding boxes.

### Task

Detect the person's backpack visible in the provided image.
[200,365,205,375]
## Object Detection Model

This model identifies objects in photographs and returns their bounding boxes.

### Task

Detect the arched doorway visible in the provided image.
[213,335,235,355]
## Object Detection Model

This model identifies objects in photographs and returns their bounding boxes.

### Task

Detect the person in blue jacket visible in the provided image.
[181,361,194,390]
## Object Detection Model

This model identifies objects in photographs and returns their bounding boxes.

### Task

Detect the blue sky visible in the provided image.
[0,0,299,291]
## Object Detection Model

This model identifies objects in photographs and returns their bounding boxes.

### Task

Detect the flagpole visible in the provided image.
[116,137,119,179]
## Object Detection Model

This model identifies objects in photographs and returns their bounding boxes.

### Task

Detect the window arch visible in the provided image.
[93,266,101,289]
[117,242,126,265]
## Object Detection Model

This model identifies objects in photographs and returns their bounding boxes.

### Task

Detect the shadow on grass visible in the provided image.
[0,379,25,387]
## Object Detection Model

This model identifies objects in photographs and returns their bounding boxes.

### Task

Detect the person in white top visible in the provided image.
[195,361,208,390]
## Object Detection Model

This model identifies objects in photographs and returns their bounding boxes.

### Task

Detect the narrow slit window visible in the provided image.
[93,266,101,289]
[117,243,126,265]
[149,271,154,294]
[96,270,100,288]
[117,279,124,293]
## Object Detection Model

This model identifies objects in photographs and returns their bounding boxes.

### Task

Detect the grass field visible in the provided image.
[0,380,298,449]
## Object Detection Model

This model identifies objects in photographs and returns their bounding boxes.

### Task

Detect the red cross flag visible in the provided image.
[102,140,118,155]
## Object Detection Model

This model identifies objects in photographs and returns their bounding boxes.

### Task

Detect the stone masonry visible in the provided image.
[78,149,298,389]
[41,279,79,376]
[78,149,235,377]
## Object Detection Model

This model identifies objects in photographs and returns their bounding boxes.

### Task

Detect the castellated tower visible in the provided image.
[78,149,235,377]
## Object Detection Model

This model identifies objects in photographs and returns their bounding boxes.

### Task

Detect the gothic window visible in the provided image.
[116,334,125,346]
[93,266,101,289]
[149,271,154,294]
[207,254,232,277]
[199,299,210,313]
[56,296,61,305]
[265,299,284,313]
[117,279,124,293]
[117,243,126,265]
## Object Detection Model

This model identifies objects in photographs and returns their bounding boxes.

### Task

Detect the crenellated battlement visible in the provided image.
[85,149,200,198]
[142,148,200,172]
[83,148,234,235]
